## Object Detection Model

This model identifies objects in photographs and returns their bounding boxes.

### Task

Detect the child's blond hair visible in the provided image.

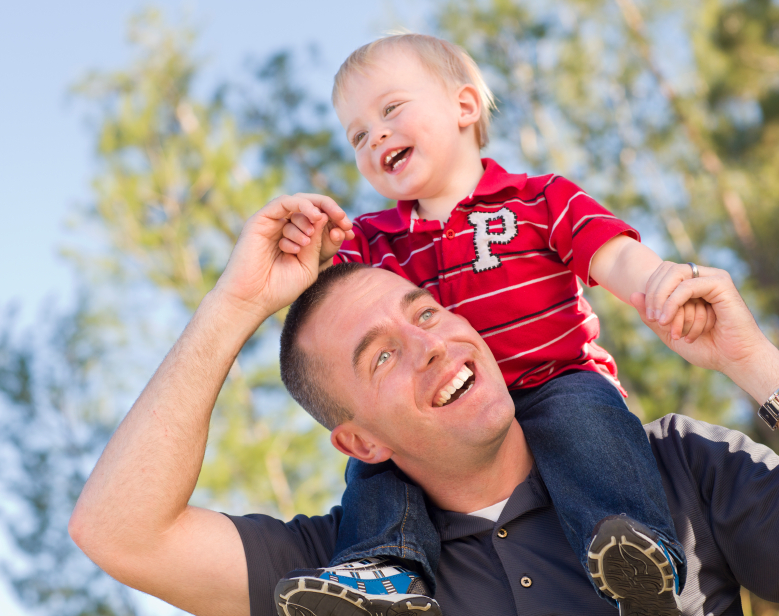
[333,33,496,148]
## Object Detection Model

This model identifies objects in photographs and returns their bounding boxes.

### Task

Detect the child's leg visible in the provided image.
[512,370,687,603]
[329,458,441,590]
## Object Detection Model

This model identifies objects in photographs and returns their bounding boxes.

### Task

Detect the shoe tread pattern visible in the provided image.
[587,518,681,616]
[275,577,442,616]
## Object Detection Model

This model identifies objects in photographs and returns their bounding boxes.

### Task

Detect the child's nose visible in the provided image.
[370,128,391,149]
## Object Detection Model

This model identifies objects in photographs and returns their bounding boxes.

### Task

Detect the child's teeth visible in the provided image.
[392,157,406,170]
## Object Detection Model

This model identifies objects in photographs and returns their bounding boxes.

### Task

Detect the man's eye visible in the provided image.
[384,104,397,116]
[419,309,435,323]
[377,351,391,366]
[352,132,365,146]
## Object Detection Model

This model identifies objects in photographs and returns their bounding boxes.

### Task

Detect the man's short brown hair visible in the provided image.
[279,263,368,430]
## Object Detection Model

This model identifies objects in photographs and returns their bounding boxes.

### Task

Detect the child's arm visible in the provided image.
[590,234,715,343]
[277,193,355,270]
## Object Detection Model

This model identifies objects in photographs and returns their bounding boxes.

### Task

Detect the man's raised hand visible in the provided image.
[213,194,345,325]
[631,266,779,403]
[277,193,355,269]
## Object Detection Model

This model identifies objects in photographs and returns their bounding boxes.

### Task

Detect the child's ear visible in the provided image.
[457,84,482,129]
[331,424,393,464]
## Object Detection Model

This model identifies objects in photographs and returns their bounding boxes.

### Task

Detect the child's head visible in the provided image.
[333,34,496,203]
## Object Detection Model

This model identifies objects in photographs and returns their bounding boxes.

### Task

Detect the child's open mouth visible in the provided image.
[383,147,412,173]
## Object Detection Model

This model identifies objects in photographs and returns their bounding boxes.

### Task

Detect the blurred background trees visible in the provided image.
[0,1,777,614]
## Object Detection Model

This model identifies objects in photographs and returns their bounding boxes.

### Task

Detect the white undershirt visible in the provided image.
[467,497,510,523]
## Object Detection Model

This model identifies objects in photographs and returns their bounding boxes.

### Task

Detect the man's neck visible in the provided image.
[400,420,534,514]
[415,155,486,223]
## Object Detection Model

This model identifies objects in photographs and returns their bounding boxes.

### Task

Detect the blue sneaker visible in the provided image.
[587,515,682,616]
[274,557,442,616]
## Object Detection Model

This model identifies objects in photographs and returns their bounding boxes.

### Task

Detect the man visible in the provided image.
[69,194,779,616]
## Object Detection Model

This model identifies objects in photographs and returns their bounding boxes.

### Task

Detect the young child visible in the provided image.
[274,34,712,616]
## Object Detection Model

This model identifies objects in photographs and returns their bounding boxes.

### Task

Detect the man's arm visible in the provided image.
[631,266,779,406]
[69,194,332,616]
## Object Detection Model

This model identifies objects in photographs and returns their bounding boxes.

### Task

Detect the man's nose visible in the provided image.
[407,326,447,371]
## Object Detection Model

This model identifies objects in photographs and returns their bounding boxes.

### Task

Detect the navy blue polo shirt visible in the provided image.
[228,414,779,616]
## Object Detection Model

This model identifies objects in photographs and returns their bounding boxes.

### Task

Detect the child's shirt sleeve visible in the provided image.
[334,220,371,265]
[544,176,640,287]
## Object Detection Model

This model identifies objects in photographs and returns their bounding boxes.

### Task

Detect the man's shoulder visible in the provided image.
[226,507,343,616]
[644,413,779,479]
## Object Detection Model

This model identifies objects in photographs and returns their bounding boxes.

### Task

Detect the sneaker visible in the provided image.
[587,515,682,616]
[274,556,442,616]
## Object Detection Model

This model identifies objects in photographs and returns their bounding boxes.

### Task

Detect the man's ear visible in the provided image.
[456,84,481,130]
[331,424,393,464]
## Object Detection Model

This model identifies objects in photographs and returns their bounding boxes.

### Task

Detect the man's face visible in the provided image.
[335,47,468,203]
[300,269,515,471]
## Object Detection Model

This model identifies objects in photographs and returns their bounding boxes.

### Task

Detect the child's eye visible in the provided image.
[384,104,398,117]
[377,351,391,366]
[352,132,366,146]
[419,309,435,323]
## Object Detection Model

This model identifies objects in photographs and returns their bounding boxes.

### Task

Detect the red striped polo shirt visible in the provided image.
[334,159,639,394]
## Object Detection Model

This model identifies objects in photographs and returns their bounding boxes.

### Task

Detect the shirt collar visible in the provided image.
[365,159,528,234]
[430,465,550,542]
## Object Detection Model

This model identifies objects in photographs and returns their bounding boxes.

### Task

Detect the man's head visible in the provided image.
[332,34,496,203]
[280,265,515,481]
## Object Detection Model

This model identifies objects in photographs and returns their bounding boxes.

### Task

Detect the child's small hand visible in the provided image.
[276,193,355,266]
[644,261,717,343]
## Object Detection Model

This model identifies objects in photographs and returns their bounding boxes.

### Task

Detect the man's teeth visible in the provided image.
[435,365,474,407]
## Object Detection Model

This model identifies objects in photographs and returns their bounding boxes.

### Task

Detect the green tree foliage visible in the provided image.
[0,299,137,616]
[72,10,360,520]
[434,0,779,442]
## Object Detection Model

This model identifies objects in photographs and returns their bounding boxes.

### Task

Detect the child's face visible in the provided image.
[335,48,472,202]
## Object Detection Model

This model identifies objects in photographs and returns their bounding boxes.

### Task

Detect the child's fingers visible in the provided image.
[670,305,686,340]
[703,303,717,334]
[329,227,345,244]
[684,300,708,343]
[290,213,315,236]
[644,261,675,321]
[680,300,696,338]
[278,237,302,254]
[296,193,353,232]
[282,221,311,247]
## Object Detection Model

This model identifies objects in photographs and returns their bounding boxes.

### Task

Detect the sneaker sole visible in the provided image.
[587,517,681,616]
[275,577,442,616]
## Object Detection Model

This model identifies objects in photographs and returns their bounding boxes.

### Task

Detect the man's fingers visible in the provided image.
[295,193,353,232]
[260,194,324,224]
[645,261,676,321]
[659,268,729,322]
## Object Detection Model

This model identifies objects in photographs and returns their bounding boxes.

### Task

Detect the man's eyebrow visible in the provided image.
[351,288,436,372]
[401,287,434,311]
[352,324,389,371]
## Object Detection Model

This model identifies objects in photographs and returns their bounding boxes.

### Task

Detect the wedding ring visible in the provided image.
[687,262,700,278]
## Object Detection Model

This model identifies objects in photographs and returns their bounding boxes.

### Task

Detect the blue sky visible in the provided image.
[0,2,426,613]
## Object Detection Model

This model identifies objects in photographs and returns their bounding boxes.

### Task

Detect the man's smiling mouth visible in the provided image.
[383,147,412,172]
[435,364,475,407]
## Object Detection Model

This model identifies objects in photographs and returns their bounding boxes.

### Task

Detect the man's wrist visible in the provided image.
[724,341,779,408]
[197,289,270,354]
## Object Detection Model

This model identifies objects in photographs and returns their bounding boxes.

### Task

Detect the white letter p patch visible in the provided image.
[467,208,519,273]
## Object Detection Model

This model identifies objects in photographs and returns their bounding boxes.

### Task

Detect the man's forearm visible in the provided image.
[70,289,266,559]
